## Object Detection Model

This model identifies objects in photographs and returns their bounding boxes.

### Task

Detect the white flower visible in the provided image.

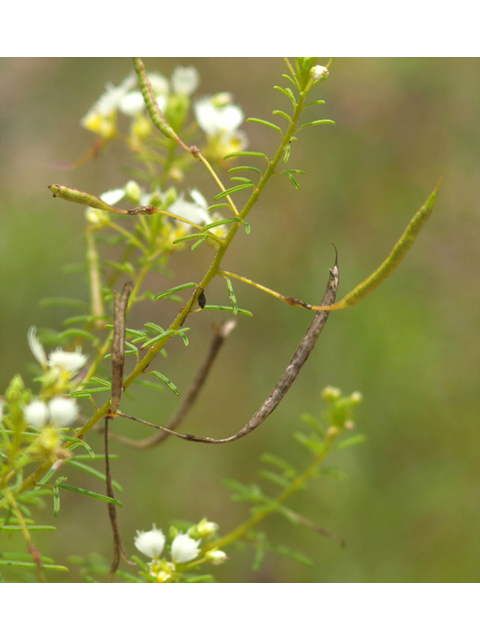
[195,96,244,137]
[171,533,201,563]
[81,74,137,137]
[48,348,88,374]
[28,326,47,368]
[310,65,329,80]
[148,72,169,96]
[48,397,78,428]
[205,549,227,565]
[82,74,137,121]
[24,399,49,429]
[100,188,126,206]
[134,524,166,559]
[171,66,200,96]
[170,190,212,227]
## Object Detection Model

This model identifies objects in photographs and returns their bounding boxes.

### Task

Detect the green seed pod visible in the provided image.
[48,185,127,213]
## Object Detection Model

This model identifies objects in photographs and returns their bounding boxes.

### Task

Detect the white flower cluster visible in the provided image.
[86,181,227,241]
[24,326,85,429]
[80,64,247,159]
[134,519,227,582]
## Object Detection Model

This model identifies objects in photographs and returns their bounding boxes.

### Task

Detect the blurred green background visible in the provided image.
[1,58,478,582]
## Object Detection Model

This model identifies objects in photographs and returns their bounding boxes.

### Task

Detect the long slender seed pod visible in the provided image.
[48,184,128,213]
[115,261,339,444]
[309,178,442,311]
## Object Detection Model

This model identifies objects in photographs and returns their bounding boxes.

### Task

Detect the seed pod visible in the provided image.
[111,282,134,413]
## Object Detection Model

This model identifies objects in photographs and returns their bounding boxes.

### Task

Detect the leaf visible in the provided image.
[89,377,112,387]
[257,470,292,489]
[229,176,255,184]
[57,484,122,506]
[154,283,197,301]
[39,297,88,310]
[260,453,297,478]
[223,151,269,160]
[141,330,176,349]
[223,276,238,315]
[202,305,252,317]
[272,109,292,123]
[336,434,367,450]
[305,99,326,108]
[57,329,99,345]
[65,460,123,492]
[283,170,301,190]
[246,117,282,133]
[298,119,336,130]
[0,560,68,571]
[150,371,180,396]
[228,165,263,176]
[53,485,60,517]
[273,86,296,107]
[300,413,325,437]
[191,236,208,251]
[172,233,207,245]
[213,184,254,201]
[264,542,315,568]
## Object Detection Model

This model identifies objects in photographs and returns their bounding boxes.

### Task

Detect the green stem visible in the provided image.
[205,430,339,552]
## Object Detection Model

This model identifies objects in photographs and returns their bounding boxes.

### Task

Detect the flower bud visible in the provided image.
[205,549,227,565]
[310,65,329,80]
[322,386,341,401]
[125,180,142,204]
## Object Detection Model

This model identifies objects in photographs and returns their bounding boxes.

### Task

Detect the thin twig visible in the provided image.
[114,261,339,445]
[104,418,130,579]
[109,319,237,448]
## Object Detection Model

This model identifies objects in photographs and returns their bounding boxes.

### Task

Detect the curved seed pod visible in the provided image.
[132,57,178,143]
[115,261,339,445]
[310,178,442,311]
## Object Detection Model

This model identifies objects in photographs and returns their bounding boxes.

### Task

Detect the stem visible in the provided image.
[205,430,339,552]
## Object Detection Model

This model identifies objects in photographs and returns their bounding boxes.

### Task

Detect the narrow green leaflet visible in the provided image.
[0,560,68,571]
[257,470,292,489]
[172,233,207,245]
[202,305,253,317]
[272,109,292,123]
[246,117,282,133]
[260,453,297,478]
[213,184,253,201]
[336,435,367,450]
[150,371,180,396]
[222,277,238,316]
[273,86,296,107]
[155,283,197,300]
[39,297,88,310]
[298,119,335,130]
[57,484,122,506]
[53,485,60,517]
[191,236,208,251]
[65,460,123,492]
[228,165,263,176]
[223,151,269,160]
